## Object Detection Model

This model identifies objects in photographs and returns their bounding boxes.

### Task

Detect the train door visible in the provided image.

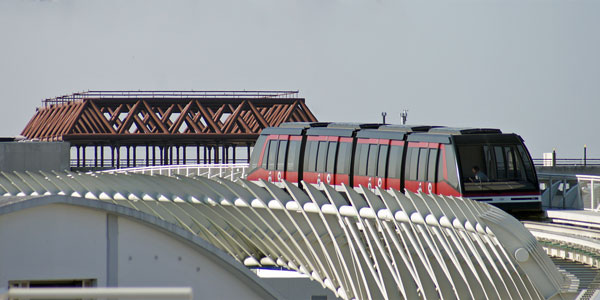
[374,139,390,190]
[264,135,289,184]
[303,135,328,185]
[284,135,303,182]
[353,138,389,190]
[334,137,353,186]
[404,142,439,194]
[353,138,373,189]
[386,140,404,190]
[426,144,440,194]
[314,137,335,186]
[322,137,339,186]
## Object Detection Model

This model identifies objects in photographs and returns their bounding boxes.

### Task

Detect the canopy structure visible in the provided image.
[20,91,318,169]
[0,171,564,299]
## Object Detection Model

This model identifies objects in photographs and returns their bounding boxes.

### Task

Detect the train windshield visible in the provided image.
[457,142,537,193]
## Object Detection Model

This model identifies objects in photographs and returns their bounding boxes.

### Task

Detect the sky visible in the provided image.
[1,0,599,158]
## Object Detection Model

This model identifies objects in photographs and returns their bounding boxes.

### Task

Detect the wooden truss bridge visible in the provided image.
[21,91,317,169]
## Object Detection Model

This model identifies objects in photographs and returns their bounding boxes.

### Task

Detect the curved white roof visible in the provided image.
[0,171,564,299]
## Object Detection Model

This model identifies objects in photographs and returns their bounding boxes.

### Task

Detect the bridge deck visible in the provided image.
[547,210,600,229]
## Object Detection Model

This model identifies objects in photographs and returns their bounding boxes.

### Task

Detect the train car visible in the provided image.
[247,122,541,212]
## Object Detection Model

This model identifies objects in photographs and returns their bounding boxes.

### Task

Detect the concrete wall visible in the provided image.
[0,142,70,172]
[0,203,277,300]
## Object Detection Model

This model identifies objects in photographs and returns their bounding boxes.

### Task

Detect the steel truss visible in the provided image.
[21,91,317,169]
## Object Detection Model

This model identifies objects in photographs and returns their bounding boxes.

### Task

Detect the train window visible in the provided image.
[303,140,312,171]
[408,148,419,181]
[388,145,403,179]
[304,141,319,172]
[457,145,486,181]
[506,147,516,176]
[337,142,352,174]
[356,143,370,176]
[377,145,389,178]
[250,135,267,170]
[287,140,301,172]
[494,146,506,179]
[404,148,412,180]
[516,145,536,181]
[458,143,537,192]
[367,144,379,176]
[268,140,279,170]
[277,140,288,171]
[428,149,438,182]
[316,141,329,172]
[418,148,429,181]
[326,142,338,173]
[445,146,459,188]
[261,140,270,169]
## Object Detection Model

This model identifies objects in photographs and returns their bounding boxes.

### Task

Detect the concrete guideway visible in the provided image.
[524,211,600,299]
[525,211,600,269]
[0,171,567,299]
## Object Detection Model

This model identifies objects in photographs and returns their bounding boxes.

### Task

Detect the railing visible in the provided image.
[538,173,600,210]
[70,159,249,170]
[44,90,300,106]
[533,158,600,167]
[103,163,250,181]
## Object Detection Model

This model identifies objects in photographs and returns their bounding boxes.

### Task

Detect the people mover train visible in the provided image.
[247,122,541,212]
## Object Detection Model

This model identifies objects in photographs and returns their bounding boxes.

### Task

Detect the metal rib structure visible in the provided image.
[0,171,564,299]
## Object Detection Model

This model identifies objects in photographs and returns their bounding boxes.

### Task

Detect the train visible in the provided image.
[247,122,541,212]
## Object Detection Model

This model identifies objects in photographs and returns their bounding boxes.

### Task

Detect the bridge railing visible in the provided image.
[538,173,600,210]
[533,158,600,166]
[102,163,249,181]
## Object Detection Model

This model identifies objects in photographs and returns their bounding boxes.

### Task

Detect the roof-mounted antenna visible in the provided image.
[400,109,408,125]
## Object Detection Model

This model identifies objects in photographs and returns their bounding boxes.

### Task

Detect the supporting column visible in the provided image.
[196,145,200,164]
[232,146,236,164]
[183,146,187,165]
[111,146,115,168]
[126,146,130,168]
[152,146,156,166]
[76,146,81,168]
[133,146,137,167]
[94,145,98,168]
[82,145,86,168]
[146,145,149,167]
[176,146,180,165]
[215,145,219,164]
[247,144,251,164]
[101,145,105,168]
[116,146,120,169]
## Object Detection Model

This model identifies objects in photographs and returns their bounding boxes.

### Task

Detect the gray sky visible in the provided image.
[1,0,599,158]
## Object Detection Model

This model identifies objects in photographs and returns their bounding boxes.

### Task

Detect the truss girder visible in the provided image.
[0,171,564,300]
[21,98,317,142]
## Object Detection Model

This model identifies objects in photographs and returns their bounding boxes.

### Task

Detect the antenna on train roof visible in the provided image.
[400,109,408,125]
[381,112,387,124]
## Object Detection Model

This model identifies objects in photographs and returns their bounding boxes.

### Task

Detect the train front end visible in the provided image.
[452,132,541,212]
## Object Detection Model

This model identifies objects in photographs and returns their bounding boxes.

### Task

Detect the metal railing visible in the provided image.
[70,158,249,170]
[533,158,600,167]
[538,173,600,210]
[44,90,300,106]
[103,163,249,181]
